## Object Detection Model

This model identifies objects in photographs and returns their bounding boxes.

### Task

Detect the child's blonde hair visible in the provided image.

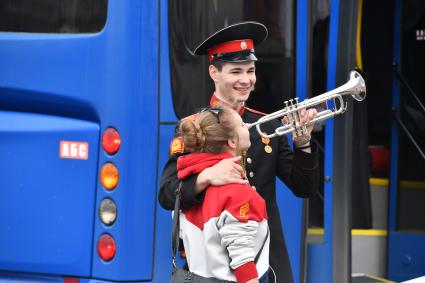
[179,107,236,153]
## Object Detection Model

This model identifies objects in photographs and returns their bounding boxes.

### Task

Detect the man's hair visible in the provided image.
[211,60,225,71]
[179,107,236,153]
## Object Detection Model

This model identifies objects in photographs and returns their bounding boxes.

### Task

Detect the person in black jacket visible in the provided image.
[159,21,319,283]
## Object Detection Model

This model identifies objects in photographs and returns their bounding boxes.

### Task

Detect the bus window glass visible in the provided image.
[0,0,107,33]
[169,0,295,118]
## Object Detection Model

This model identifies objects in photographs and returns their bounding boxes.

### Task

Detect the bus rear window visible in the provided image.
[0,0,107,33]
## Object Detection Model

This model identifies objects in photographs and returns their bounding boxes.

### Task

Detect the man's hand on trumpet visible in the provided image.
[282,108,318,152]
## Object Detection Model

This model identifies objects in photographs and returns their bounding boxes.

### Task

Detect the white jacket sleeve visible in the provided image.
[217,211,258,270]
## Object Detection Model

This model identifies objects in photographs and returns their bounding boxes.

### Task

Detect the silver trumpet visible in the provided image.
[246,70,366,139]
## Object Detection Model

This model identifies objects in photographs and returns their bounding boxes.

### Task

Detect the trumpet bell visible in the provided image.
[350,71,367,101]
[247,70,367,139]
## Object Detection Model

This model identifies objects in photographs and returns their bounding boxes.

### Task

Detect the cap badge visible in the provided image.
[240,41,248,50]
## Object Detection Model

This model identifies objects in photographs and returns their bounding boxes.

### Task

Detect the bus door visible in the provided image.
[388,0,425,281]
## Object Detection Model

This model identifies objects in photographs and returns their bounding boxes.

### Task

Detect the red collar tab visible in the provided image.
[209,94,221,108]
[244,107,267,116]
[239,106,245,116]
[208,39,254,62]
[209,94,245,116]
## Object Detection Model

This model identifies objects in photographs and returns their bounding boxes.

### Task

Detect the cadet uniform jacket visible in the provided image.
[159,97,319,283]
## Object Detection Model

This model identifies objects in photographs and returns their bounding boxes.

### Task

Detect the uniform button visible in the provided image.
[249,172,254,178]
[247,157,252,164]
[252,186,256,190]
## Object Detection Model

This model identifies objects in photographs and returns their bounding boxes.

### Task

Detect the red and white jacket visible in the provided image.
[177,153,269,283]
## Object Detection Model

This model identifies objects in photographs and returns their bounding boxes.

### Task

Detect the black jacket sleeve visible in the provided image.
[158,123,206,211]
[276,135,319,198]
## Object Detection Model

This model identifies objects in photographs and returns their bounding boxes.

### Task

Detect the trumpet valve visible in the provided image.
[289,99,294,107]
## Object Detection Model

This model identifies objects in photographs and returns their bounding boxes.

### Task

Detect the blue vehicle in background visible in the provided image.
[0,0,424,282]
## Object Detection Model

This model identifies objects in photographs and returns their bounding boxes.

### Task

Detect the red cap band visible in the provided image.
[208,39,254,62]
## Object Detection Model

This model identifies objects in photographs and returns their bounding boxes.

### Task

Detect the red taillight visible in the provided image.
[102,128,121,155]
[64,278,79,283]
[97,234,116,261]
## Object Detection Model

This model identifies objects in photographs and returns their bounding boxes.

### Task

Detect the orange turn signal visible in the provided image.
[100,163,119,190]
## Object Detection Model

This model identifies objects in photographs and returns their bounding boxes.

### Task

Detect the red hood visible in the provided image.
[177,152,234,180]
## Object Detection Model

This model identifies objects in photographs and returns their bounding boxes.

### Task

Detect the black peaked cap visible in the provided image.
[194,21,268,56]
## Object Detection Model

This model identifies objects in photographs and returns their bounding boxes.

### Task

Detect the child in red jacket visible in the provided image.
[177,107,270,283]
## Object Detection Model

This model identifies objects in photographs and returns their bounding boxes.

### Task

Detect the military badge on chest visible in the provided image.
[262,136,272,153]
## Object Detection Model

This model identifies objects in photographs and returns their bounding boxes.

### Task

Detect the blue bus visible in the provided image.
[0,0,424,282]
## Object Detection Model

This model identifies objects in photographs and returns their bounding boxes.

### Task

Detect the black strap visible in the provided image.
[171,182,183,270]
[254,227,269,263]
[171,182,269,269]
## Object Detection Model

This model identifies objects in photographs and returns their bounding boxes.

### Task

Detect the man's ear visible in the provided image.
[209,65,219,83]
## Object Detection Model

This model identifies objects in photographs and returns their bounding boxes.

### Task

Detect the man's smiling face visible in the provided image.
[210,61,256,106]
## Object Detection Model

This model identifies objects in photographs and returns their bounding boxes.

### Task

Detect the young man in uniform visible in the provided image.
[159,21,319,283]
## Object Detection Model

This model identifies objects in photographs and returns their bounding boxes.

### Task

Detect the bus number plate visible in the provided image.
[60,141,89,160]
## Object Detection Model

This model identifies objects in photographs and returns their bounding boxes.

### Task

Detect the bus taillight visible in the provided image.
[102,128,121,155]
[100,163,119,190]
[99,198,117,226]
[97,234,116,261]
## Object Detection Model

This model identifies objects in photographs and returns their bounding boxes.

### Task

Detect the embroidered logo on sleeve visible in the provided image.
[170,137,184,154]
[239,202,250,220]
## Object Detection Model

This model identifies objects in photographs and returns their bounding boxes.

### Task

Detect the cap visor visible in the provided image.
[215,52,258,63]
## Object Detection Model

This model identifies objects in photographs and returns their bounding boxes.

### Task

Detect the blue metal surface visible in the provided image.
[0,272,150,283]
[276,183,303,283]
[306,244,328,283]
[0,272,65,283]
[307,0,340,282]
[388,0,401,234]
[0,111,99,276]
[295,0,308,102]
[0,0,159,281]
[91,0,159,281]
[323,0,341,282]
[387,1,401,279]
[388,232,425,282]
[151,1,180,281]
[324,0,341,282]
[152,124,176,283]
[280,0,308,282]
